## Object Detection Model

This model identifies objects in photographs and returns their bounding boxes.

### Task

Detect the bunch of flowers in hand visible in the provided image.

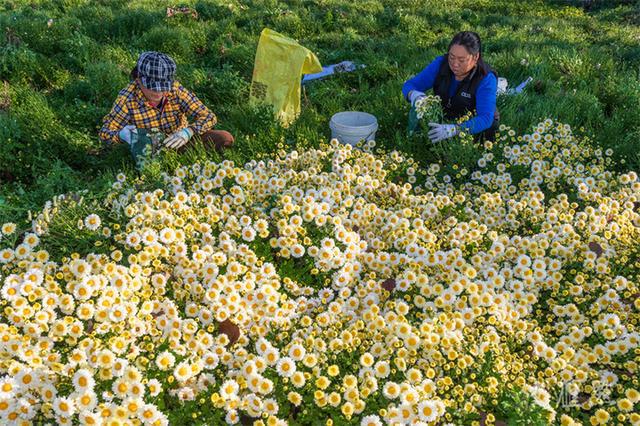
[414,95,444,131]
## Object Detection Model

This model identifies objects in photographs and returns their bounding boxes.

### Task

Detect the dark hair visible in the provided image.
[448,31,482,57]
[448,31,489,75]
[130,66,139,81]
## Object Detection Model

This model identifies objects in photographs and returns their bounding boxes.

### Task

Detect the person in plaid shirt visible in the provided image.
[99,51,234,151]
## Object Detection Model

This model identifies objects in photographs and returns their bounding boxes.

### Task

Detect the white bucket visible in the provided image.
[329,111,378,146]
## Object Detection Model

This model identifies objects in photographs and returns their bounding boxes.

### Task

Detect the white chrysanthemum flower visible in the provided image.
[70,259,91,278]
[0,377,16,399]
[158,227,176,244]
[139,403,162,424]
[73,281,93,302]
[0,248,15,264]
[23,268,44,286]
[126,231,141,247]
[382,382,400,399]
[174,361,192,383]
[361,415,383,426]
[108,304,127,323]
[142,229,158,246]
[224,409,239,425]
[79,411,103,426]
[155,351,176,371]
[147,379,162,397]
[202,352,220,371]
[417,400,439,422]
[22,232,40,247]
[96,349,115,369]
[15,368,39,390]
[75,391,97,411]
[14,243,32,259]
[52,396,76,418]
[84,214,101,231]
[40,383,57,402]
[72,369,95,391]
[1,222,17,235]
[374,361,390,379]
[276,357,296,378]
[287,344,306,361]
[219,379,239,400]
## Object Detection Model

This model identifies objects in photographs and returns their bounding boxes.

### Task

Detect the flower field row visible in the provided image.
[0,120,639,425]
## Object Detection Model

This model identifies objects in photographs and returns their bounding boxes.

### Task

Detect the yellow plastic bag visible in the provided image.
[250,28,322,126]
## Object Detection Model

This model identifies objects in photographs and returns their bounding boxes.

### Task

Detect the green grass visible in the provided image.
[1,0,639,223]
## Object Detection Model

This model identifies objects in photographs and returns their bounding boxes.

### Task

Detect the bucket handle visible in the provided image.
[363,130,376,141]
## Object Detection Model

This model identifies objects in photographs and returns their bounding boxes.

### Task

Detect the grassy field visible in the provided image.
[0,0,639,223]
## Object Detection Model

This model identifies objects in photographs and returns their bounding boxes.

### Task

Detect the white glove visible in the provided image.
[162,128,194,150]
[409,90,426,107]
[118,125,137,145]
[427,122,458,143]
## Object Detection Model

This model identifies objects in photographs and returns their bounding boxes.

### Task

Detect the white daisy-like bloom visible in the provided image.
[0,248,15,264]
[111,377,131,399]
[15,368,39,390]
[202,352,220,370]
[84,214,101,231]
[142,229,159,246]
[1,222,17,235]
[22,232,40,247]
[599,370,619,386]
[74,390,98,411]
[79,410,103,426]
[275,357,296,378]
[173,361,192,383]
[244,392,263,414]
[224,409,239,425]
[155,351,176,371]
[393,403,415,424]
[52,396,76,418]
[361,414,383,426]
[37,382,57,403]
[373,361,390,379]
[0,377,16,399]
[139,403,162,424]
[262,347,280,366]
[108,304,127,323]
[72,369,95,392]
[73,281,93,302]
[177,387,195,401]
[382,382,400,399]
[260,397,278,416]
[219,379,239,400]
[126,231,142,247]
[23,268,44,286]
[290,243,305,258]
[158,227,176,244]
[400,386,420,405]
[14,242,32,259]
[287,344,306,361]
[111,358,130,377]
[417,400,439,422]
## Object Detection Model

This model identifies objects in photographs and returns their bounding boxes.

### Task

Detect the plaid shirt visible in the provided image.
[99,81,217,145]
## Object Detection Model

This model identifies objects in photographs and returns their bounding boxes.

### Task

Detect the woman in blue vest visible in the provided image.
[402,31,499,143]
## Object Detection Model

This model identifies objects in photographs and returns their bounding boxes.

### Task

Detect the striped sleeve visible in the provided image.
[99,90,131,145]
[176,84,217,134]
